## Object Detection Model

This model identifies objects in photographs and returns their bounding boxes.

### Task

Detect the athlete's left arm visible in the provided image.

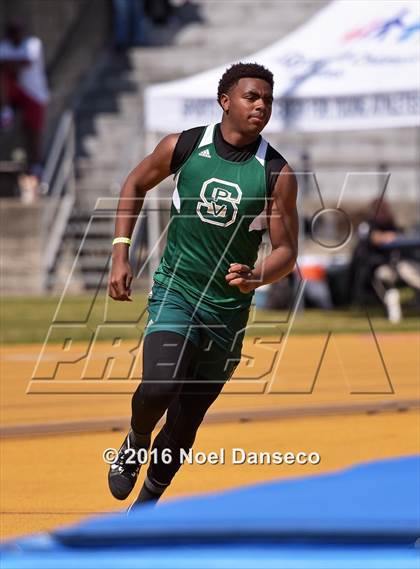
[226,164,298,293]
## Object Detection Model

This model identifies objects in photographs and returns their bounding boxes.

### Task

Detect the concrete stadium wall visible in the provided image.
[0,200,44,294]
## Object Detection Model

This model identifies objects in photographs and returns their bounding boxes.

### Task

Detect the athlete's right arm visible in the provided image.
[108,133,179,301]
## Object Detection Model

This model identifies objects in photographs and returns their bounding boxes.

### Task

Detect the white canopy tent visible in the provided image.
[145,0,420,133]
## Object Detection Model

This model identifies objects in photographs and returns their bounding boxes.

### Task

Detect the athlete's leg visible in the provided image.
[131,312,247,506]
[133,375,226,505]
[109,330,197,500]
[131,330,198,435]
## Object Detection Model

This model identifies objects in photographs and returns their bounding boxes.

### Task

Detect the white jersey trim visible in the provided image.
[172,171,181,212]
[198,123,216,148]
[255,137,268,167]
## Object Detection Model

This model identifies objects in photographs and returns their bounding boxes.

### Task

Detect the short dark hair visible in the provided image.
[217,62,274,105]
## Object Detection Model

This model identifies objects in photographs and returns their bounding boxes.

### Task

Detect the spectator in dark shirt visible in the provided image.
[350,198,420,322]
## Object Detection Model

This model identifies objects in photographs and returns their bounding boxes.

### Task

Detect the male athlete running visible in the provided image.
[108,62,298,508]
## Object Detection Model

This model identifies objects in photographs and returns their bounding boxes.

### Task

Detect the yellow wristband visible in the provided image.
[112,237,131,246]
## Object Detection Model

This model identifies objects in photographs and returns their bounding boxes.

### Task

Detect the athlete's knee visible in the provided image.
[132,379,178,412]
[163,404,207,449]
[179,385,223,419]
[131,385,175,434]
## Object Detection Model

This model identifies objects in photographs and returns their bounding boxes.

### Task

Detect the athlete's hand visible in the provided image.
[225,263,256,294]
[108,257,133,301]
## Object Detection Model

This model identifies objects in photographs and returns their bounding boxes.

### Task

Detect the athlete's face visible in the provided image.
[221,78,273,136]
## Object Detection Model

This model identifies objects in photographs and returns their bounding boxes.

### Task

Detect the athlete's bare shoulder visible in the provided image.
[142,132,181,177]
[153,133,181,160]
[126,133,181,193]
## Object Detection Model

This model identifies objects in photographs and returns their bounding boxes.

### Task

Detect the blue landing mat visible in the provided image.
[2,456,419,569]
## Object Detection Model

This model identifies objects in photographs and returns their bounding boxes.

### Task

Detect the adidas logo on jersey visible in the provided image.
[199,148,211,159]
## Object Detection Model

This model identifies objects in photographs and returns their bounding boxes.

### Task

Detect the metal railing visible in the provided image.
[40,110,76,289]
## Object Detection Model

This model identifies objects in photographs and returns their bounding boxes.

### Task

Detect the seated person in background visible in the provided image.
[0,20,49,181]
[350,198,420,323]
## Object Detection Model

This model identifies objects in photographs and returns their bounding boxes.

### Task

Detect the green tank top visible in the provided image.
[154,123,269,310]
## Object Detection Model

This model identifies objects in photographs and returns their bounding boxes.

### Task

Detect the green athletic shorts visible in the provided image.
[144,282,250,381]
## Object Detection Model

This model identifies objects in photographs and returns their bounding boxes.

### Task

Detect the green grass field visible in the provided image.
[1,292,418,344]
